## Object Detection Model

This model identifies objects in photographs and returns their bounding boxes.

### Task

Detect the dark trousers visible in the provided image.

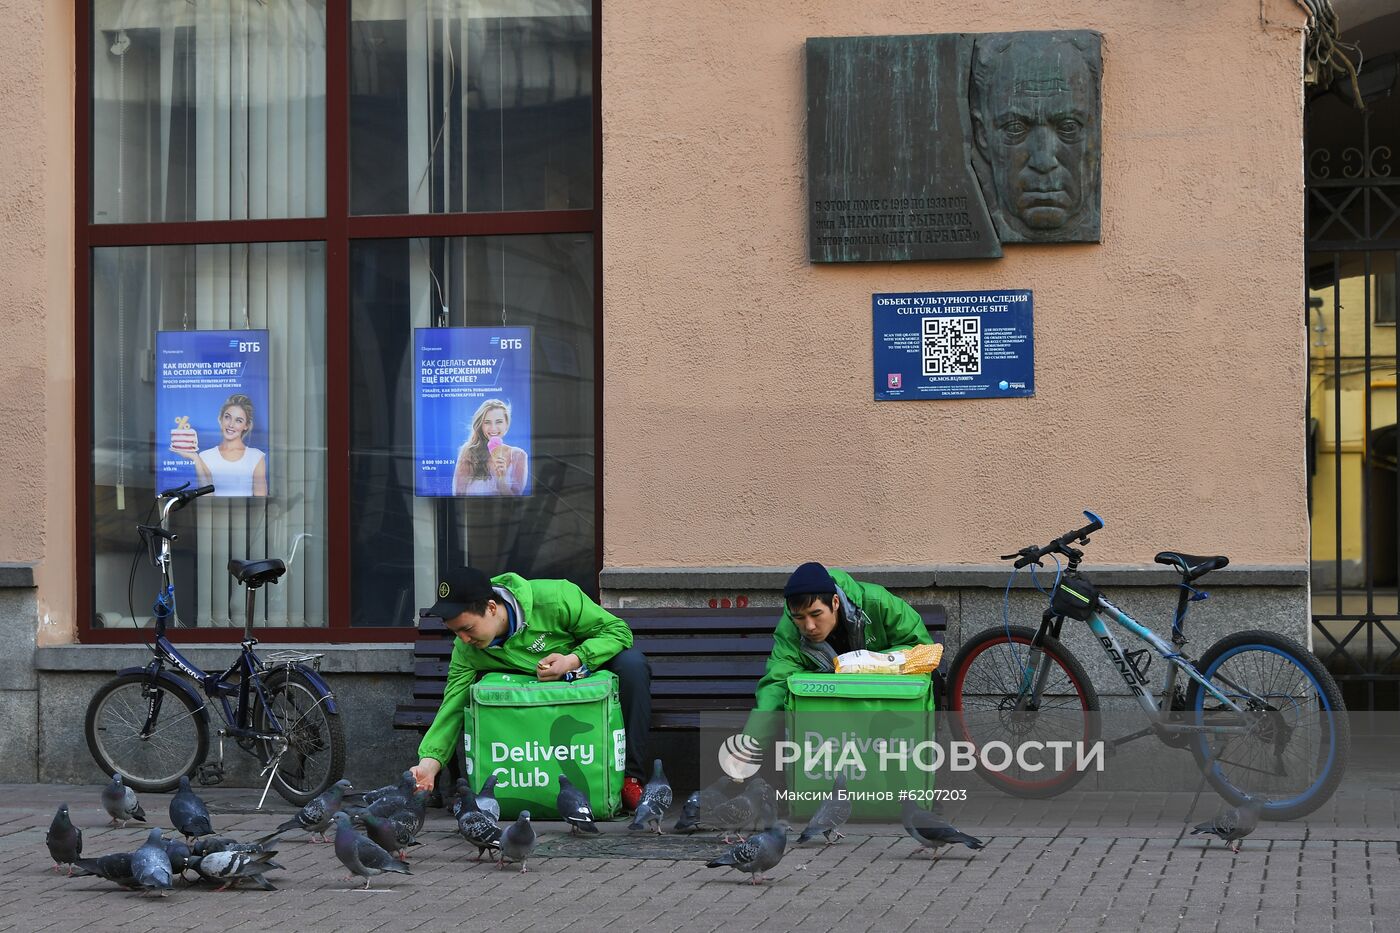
[601,647,652,780]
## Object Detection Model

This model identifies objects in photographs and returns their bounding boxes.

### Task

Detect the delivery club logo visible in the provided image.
[718,734,763,780]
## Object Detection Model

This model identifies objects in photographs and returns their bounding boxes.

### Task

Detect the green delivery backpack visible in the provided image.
[467,671,625,821]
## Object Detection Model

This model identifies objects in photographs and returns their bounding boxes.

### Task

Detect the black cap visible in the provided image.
[427,566,496,619]
[783,561,837,598]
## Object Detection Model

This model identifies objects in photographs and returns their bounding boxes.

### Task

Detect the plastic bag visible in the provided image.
[834,643,944,675]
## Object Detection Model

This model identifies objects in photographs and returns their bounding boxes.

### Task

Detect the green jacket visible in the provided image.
[417,573,633,765]
[752,568,933,716]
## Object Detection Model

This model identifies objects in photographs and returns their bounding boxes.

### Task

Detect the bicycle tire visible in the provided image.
[85,671,209,793]
[1187,629,1349,820]
[254,668,346,807]
[946,625,1101,798]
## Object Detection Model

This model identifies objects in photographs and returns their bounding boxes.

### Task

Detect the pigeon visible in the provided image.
[797,772,852,845]
[191,835,274,857]
[362,812,420,860]
[351,787,429,834]
[259,778,352,843]
[357,771,416,806]
[449,778,477,819]
[332,812,411,889]
[100,773,146,827]
[628,759,674,834]
[131,828,175,895]
[189,849,282,891]
[170,775,215,840]
[901,800,985,860]
[476,775,501,822]
[456,809,502,862]
[711,781,765,843]
[747,777,777,832]
[70,852,139,889]
[706,821,789,884]
[497,810,536,873]
[161,837,194,878]
[674,775,738,833]
[1191,799,1263,854]
[45,804,82,875]
[556,776,599,834]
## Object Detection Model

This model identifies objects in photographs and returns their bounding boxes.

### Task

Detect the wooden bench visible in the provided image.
[393,604,949,740]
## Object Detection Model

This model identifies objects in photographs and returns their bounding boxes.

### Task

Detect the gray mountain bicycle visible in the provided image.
[946,511,1348,820]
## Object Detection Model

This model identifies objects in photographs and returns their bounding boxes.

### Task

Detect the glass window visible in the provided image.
[349,234,594,626]
[91,243,328,628]
[90,0,327,222]
[350,0,592,215]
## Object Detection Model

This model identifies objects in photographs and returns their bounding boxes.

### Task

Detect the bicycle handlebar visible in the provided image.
[157,482,216,515]
[1000,510,1105,568]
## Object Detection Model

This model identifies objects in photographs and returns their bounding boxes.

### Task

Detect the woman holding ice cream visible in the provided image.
[170,393,268,497]
[452,398,527,496]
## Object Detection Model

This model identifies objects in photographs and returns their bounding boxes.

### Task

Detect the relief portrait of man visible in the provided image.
[968,31,1102,243]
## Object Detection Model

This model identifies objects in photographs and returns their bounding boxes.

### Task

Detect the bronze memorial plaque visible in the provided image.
[807,31,1102,263]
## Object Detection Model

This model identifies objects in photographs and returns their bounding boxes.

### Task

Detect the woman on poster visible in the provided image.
[171,393,269,497]
[453,398,528,496]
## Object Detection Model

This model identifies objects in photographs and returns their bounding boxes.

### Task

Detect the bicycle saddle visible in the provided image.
[228,558,287,588]
[1154,551,1229,581]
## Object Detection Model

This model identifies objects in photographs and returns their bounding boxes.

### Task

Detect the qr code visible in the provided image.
[922,316,982,376]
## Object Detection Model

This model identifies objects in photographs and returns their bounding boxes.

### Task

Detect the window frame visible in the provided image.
[75,0,604,643]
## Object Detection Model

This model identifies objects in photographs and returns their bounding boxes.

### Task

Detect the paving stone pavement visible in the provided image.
[0,776,1396,933]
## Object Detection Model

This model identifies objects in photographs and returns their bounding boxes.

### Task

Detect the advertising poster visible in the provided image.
[155,329,272,497]
[414,327,533,497]
[872,289,1034,400]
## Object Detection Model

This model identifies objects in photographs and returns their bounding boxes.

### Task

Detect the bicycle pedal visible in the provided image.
[196,763,225,786]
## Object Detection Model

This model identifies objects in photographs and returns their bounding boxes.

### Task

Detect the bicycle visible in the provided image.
[945,511,1348,820]
[84,483,347,807]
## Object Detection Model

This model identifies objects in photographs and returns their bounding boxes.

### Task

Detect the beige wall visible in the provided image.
[0,1,74,642]
[601,0,1309,569]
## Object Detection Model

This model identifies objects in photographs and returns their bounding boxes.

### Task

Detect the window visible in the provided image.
[79,0,599,641]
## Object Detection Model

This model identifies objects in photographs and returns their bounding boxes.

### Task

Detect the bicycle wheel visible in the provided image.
[1187,630,1349,820]
[254,668,346,807]
[85,671,209,793]
[946,625,1101,797]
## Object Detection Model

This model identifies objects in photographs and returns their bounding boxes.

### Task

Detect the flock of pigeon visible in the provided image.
[43,763,1260,894]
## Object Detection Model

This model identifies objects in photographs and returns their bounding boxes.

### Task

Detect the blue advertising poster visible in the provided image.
[872,290,1034,400]
[414,327,533,497]
[155,330,272,497]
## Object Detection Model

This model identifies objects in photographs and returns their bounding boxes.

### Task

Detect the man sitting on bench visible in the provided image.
[745,562,937,741]
[409,566,653,811]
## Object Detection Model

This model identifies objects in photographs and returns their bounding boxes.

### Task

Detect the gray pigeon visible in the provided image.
[449,778,477,819]
[457,809,502,862]
[556,776,599,834]
[674,775,737,832]
[628,759,674,833]
[1191,798,1263,854]
[191,835,274,857]
[476,775,502,822]
[747,777,777,832]
[901,800,985,860]
[131,828,174,895]
[362,812,419,860]
[70,852,138,889]
[161,837,194,878]
[357,771,416,806]
[100,773,147,827]
[798,772,852,845]
[190,849,282,891]
[497,810,536,873]
[170,775,214,840]
[711,781,764,843]
[260,778,352,843]
[706,821,789,884]
[332,812,411,889]
[46,804,82,875]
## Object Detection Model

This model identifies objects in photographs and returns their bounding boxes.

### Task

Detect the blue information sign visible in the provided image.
[414,327,533,497]
[155,329,271,497]
[873,290,1034,400]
